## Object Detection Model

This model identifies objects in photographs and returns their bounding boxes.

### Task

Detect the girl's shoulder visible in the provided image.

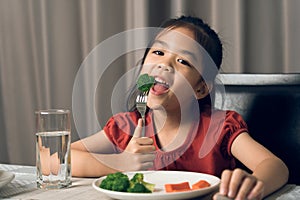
[224,110,247,124]
[214,109,248,131]
[201,108,248,129]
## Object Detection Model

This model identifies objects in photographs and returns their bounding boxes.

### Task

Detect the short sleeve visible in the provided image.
[103,112,139,152]
[220,111,248,158]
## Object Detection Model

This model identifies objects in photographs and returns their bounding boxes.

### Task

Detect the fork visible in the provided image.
[136,91,148,137]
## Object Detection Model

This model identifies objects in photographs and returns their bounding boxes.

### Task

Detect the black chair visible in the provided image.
[216,74,300,184]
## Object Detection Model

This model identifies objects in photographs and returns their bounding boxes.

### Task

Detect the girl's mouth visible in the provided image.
[151,77,170,95]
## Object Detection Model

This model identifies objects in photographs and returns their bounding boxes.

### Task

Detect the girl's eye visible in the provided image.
[177,58,191,67]
[152,50,164,56]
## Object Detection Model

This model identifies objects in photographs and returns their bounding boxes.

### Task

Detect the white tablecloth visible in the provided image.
[0,164,299,200]
[0,164,105,200]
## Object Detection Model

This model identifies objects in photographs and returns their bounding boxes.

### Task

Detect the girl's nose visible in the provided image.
[156,64,174,72]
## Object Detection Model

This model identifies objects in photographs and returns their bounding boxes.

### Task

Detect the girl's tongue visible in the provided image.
[152,83,169,95]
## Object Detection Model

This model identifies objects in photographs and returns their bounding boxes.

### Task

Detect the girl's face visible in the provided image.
[141,27,210,112]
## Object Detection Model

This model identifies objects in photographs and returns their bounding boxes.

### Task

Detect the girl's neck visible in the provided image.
[151,106,197,151]
[152,108,181,132]
[152,101,197,128]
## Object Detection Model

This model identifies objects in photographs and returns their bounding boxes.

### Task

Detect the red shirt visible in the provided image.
[103,108,248,177]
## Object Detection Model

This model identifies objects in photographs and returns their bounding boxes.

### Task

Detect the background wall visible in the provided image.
[0,0,299,165]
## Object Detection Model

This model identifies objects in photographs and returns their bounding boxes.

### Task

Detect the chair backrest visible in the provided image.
[215,74,300,184]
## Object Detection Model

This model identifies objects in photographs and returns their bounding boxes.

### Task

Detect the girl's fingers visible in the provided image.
[227,169,246,198]
[219,169,232,195]
[136,145,156,153]
[136,137,154,145]
[128,153,155,170]
[235,175,256,199]
[139,153,156,162]
[220,169,264,200]
[247,180,264,199]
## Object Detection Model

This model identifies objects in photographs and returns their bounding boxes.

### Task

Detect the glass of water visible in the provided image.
[35,109,72,189]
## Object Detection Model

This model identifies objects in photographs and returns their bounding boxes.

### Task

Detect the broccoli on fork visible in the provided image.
[137,73,155,92]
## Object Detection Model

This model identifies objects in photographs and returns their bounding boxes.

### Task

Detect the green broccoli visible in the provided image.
[128,173,155,192]
[99,172,155,193]
[137,73,155,92]
[127,182,151,193]
[99,172,130,192]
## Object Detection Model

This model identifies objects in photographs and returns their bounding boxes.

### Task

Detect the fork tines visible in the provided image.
[136,91,148,103]
[136,94,147,103]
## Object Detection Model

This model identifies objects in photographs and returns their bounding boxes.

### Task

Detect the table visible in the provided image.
[0,164,299,199]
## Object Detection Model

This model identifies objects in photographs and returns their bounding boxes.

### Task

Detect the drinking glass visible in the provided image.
[35,109,72,189]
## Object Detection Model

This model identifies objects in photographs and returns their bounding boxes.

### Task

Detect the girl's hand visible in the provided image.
[214,168,265,200]
[124,119,156,154]
[84,119,156,172]
[116,119,156,171]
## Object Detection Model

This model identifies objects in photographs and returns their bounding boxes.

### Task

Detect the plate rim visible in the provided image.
[92,170,220,200]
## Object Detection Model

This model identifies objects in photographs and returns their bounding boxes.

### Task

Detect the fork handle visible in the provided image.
[141,116,146,137]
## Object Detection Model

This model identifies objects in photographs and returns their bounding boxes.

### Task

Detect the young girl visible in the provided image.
[71,16,288,199]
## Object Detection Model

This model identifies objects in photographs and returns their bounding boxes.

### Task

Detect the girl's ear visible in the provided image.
[195,81,212,99]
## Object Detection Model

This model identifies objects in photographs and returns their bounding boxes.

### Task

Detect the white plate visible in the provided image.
[92,171,220,200]
[0,170,15,188]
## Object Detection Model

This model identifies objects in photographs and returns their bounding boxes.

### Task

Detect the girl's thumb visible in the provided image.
[132,118,143,138]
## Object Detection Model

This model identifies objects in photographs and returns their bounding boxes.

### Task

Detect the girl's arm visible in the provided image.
[71,131,117,154]
[71,131,118,177]
[215,132,289,199]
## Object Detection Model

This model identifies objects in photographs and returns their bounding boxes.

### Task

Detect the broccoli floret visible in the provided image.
[100,178,114,190]
[127,182,151,193]
[99,172,130,192]
[130,173,144,183]
[137,73,155,92]
[99,172,155,193]
[128,173,155,192]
